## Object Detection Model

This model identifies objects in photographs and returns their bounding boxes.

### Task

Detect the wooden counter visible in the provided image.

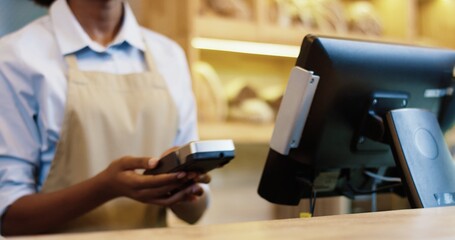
[10,206,455,240]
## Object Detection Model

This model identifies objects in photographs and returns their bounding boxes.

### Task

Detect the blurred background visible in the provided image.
[0,0,47,36]
[2,0,455,227]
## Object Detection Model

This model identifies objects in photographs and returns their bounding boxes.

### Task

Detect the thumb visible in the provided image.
[147,158,160,169]
[119,157,159,170]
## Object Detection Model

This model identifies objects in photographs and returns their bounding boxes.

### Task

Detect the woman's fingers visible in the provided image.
[150,183,204,206]
[132,182,191,201]
[196,174,211,184]
[108,156,210,205]
[128,171,187,189]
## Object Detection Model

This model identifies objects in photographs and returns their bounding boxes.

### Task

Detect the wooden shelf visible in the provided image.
[134,0,454,50]
[196,16,306,46]
[195,17,259,43]
[195,16,415,47]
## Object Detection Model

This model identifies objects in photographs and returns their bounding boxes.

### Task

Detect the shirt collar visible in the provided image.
[49,0,145,55]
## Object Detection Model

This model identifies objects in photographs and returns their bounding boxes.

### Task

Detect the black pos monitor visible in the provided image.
[258,35,455,210]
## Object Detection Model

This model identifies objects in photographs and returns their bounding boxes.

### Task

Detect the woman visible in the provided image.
[0,0,209,236]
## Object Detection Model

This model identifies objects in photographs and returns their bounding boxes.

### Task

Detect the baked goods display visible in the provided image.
[225,79,281,124]
[194,0,385,123]
[193,62,283,124]
[346,1,383,36]
[270,0,383,36]
[192,61,229,122]
[270,0,348,34]
[199,0,384,37]
[199,0,253,20]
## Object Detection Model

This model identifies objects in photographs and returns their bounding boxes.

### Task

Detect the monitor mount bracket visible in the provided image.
[353,91,409,151]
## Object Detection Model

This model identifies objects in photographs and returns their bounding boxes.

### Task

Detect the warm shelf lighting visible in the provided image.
[191,38,300,58]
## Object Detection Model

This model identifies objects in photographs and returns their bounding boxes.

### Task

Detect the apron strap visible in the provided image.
[63,54,88,84]
[64,55,79,70]
[142,38,158,73]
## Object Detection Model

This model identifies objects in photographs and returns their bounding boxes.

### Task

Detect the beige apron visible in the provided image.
[41,46,179,232]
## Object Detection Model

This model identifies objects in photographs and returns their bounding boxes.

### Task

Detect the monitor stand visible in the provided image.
[386,108,455,208]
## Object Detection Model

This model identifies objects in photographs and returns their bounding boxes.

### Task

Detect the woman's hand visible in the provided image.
[168,172,211,224]
[2,155,208,235]
[96,156,198,206]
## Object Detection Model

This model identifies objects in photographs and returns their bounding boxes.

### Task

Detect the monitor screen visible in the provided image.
[258,35,455,206]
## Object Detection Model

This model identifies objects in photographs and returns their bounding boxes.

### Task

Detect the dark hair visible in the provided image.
[32,0,56,7]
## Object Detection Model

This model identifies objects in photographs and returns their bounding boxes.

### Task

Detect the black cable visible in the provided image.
[308,189,313,215]
[296,176,317,216]
[310,188,317,216]
[347,182,402,195]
